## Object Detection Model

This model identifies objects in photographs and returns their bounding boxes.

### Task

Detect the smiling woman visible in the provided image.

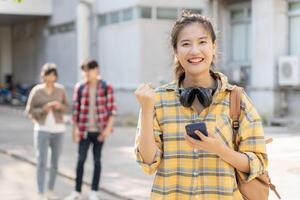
[134,10,269,200]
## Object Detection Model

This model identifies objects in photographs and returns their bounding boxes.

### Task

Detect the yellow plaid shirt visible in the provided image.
[135,72,268,200]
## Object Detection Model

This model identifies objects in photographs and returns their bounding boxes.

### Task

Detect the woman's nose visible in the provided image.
[189,44,201,55]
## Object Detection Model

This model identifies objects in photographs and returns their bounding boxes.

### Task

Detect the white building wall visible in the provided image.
[97,0,210,115]
[98,20,141,115]
[0,0,52,16]
[139,19,174,84]
[46,0,77,94]
[47,32,77,91]
[50,0,76,24]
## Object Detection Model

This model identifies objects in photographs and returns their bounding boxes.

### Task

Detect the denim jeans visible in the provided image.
[34,131,63,193]
[75,132,104,192]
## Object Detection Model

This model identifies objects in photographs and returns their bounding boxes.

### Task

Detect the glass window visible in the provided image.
[122,8,133,21]
[98,14,107,26]
[157,7,178,20]
[289,9,300,55]
[109,11,119,24]
[181,8,202,15]
[230,9,251,62]
[48,22,74,35]
[289,2,300,55]
[231,10,244,21]
[289,2,300,12]
[137,6,152,19]
[232,24,246,61]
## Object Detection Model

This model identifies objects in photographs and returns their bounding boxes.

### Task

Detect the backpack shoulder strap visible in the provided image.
[230,86,274,149]
[230,86,243,150]
[76,83,85,122]
[100,80,108,96]
[77,83,85,102]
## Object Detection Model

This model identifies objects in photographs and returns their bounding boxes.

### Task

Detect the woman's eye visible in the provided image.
[200,41,207,44]
[182,43,190,46]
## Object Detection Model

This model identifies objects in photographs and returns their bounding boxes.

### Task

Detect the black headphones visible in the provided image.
[179,87,214,108]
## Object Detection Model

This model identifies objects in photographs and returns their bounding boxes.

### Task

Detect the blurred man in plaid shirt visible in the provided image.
[65,59,116,200]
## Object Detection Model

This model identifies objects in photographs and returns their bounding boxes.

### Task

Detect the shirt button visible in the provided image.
[193,149,198,153]
[193,172,198,176]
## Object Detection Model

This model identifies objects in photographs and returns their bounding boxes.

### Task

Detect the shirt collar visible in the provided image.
[165,70,235,95]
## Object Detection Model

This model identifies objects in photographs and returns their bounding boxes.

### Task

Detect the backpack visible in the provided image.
[76,80,108,122]
[230,86,281,200]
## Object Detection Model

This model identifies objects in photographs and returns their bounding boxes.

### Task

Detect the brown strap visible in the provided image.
[230,87,273,147]
[230,86,242,121]
[230,86,243,150]
[230,87,281,199]
[270,183,282,199]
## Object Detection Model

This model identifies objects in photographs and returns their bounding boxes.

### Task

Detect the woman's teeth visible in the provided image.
[188,58,204,63]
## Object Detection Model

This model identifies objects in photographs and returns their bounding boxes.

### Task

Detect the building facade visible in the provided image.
[0,0,299,120]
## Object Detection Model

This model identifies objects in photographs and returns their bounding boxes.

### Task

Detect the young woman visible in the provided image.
[134,11,268,199]
[26,63,69,200]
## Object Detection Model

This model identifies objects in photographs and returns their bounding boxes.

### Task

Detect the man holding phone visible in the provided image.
[65,60,116,200]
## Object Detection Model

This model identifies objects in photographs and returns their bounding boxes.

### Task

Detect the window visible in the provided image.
[137,6,152,19]
[157,7,178,20]
[49,22,74,35]
[109,11,120,24]
[98,14,107,26]
[230,8,251,63]
[181,8,202,15]
[289,2,300,55]
[122,8,133,21]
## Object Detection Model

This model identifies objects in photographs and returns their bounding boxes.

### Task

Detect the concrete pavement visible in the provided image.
[0,106,152,200]
[1,105,300,200]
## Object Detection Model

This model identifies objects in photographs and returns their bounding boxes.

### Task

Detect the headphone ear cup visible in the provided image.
[179,88,196,107]
[196,88,213,108]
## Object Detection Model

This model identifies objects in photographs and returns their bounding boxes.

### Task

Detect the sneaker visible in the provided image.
[88,190,99,200]
[64,191,81,200]
[46,190,59,200]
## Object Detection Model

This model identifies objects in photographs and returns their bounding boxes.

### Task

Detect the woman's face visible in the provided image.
[175,22,216,78]
[43,72,57,84]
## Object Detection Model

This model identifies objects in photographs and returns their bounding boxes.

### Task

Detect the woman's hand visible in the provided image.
[49,101,62,110]
[184,130,226,155]
[134,83,155,111]
[42,103,52,112]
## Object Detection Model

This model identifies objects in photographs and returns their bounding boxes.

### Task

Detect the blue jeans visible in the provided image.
[75,132,104,192]
[34,131,63,193]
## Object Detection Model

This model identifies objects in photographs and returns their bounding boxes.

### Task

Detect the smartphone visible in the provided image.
[185,122,208,140]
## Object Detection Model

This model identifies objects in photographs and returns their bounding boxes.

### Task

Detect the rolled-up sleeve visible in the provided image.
[134,108,163,175]
[236,92,268,182]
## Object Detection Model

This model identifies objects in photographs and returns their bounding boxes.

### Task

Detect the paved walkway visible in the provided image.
[1,105,300,199]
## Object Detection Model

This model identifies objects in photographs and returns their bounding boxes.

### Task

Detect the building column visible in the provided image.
[212,0,219,29]
[0,26,13,84]
[76,1,91,81]
[250,0,287,117]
